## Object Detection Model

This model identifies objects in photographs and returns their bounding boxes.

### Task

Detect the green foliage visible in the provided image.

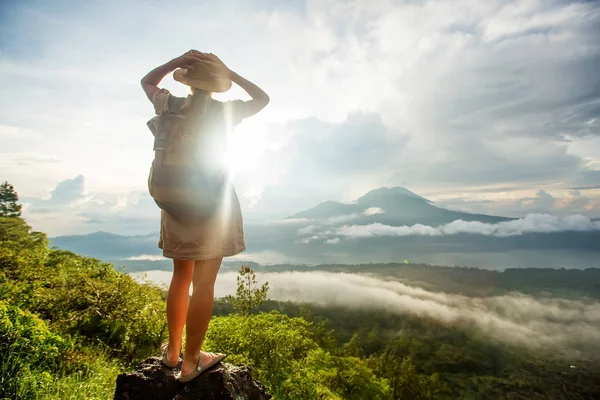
[2,213,599,399]
[375,351,443,400]
[225,265,269,315]
[341,333,365,358]
[0,301,122,400]
[41,346,122,400]
[205,311,317,396]
[284,348,392,399]
[0,181,22,217]
[0,216,166,359]
[0,216,166,399]
[205,311,397,399]
[0,217,47,251]
[0,301,71,399]
[231,299,600,399]
[0,217,48,275]
[29,250,167,359]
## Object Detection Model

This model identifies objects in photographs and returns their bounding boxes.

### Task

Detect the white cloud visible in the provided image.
[337,223,441,238]
[297,235,323,244]
[364,207,385,216]
[229,250,296,265]
[21,175,159,236]
[206,271,600,357]
[294,213,367,237]
[126,254,165,261]
[333,214,600,239]
[325,237,340,245]
[297,225,318,235]
[46,175,89,205]
[437,188,600,219]
[2,0,599,235]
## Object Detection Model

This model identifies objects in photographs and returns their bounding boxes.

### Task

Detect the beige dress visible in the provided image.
[148,89,246,260]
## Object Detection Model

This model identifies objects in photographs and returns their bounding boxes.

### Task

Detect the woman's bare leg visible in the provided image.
[165,259,194,364]
[181,257,223,377]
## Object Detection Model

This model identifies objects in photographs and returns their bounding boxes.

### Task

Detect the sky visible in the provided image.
[1,0,600,236]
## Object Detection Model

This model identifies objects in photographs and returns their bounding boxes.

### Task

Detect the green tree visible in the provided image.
[284,348,392,399]
[205,311,317,397]
[0,216,157,399]
[377,345,443,399]
[226,265,269,315]
[341,332,365,358]
[0,182,22,217]
[30,250,167,359]
[0,217,166,360]
[0,217,48,287]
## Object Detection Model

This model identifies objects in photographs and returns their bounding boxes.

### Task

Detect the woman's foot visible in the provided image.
[180,351,225,378]
[161,342,181,367]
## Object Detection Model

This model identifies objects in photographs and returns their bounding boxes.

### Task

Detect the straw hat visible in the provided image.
[173,56,232,93]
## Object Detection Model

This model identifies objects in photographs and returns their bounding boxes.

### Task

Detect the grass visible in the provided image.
[41,355,121,400]
[1,343,122,400]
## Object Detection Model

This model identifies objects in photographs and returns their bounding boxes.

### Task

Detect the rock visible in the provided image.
[114,357,272,400]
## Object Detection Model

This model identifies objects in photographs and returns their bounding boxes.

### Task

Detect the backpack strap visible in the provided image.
[151,95,190,154]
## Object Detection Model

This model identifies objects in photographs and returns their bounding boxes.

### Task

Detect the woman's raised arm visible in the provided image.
[140,50,207,102]
[230,71,270,117]
[203,53,270,117]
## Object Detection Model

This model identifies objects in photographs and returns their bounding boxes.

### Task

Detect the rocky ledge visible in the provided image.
[114,357,271,400]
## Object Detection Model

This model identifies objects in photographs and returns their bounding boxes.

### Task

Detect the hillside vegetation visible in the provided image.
[1,215,599,399]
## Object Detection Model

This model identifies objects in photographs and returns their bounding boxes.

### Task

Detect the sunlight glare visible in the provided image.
[225,122,269,174]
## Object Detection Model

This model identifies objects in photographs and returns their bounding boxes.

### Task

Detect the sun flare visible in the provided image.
[225,122,269,174]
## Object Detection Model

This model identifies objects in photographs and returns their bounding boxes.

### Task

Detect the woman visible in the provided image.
[141,50,269,382]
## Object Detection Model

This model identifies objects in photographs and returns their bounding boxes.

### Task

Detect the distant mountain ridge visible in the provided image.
[51,231,158,259]
[49,186,600,269]
[356,187,432,203]
[289,186,510,226]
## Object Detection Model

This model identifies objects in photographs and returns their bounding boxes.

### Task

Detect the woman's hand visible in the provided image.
[175,51,233,79]
[197,53,232,78]
[141,50,206,102]
[205,53,228,68]
[173,50,209,71]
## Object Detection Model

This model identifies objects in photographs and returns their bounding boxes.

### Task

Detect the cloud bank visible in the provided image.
[139,270,600,358]
[336,214,600,239]
[247,272,600,357]
[294,213,600,243]
[22,175,159,235]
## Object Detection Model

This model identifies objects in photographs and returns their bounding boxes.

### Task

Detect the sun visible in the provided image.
[224,122,269,175]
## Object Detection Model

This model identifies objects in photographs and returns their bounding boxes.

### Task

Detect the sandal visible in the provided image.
[160,342,180,368]
[178,352,227,383]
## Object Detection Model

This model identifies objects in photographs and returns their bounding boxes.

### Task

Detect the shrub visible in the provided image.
[0,301,71,399]
[283,348,392,399]
[31,250,167,360]
[205,311,318,396]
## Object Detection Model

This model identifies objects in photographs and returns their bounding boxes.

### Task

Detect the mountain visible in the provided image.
[357,186,431,203]
[50,231,158,259]
[49,186,600,269]
[290,186,510,226]
[289,200,361,219]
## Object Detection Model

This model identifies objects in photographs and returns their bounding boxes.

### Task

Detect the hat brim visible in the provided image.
[173,69,232,93]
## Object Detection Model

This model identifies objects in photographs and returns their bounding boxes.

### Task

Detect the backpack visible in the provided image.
[147,95,228,218]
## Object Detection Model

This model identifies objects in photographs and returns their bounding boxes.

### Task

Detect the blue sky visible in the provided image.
[1,0,599,236]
